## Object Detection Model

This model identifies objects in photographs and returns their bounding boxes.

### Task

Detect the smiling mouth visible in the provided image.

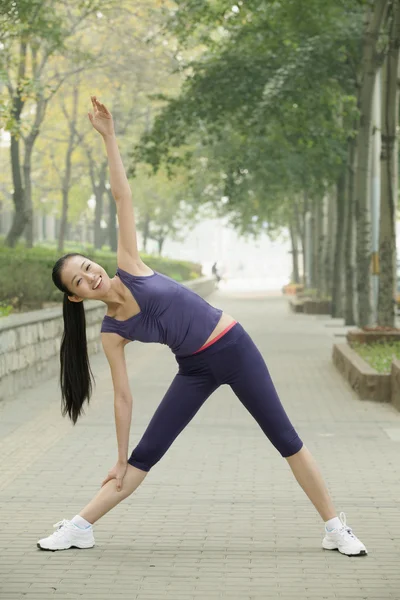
[93,276,102,290]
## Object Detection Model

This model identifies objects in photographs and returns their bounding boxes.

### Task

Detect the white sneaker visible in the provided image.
[322,512,367,556]
[37,519,95,551]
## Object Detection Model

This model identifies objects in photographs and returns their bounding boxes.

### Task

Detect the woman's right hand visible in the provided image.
[101,460,128,492]
[88,96,115,138]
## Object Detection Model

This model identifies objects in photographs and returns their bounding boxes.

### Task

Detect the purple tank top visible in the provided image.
[100,268,223,357]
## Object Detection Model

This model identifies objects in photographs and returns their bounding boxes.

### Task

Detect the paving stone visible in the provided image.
[1,293,399,600]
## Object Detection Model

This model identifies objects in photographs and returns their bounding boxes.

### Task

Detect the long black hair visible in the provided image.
[52,253,94,424]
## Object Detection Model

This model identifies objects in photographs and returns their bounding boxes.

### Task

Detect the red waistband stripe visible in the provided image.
[192,321,238,355]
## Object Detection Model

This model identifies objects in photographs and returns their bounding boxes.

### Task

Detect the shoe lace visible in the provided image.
[52,519,70,537]
[338,512,356,540]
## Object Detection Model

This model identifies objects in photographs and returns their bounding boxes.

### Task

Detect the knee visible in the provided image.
[283,441,304,459]
[128,440,163,472]
[114,465,148,499]
[277,432,304,458]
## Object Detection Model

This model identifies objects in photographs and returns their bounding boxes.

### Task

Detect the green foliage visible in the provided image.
[131,164,199,251]
[1,0,189,251]
[136,0,364,235]
[0,303,13,317]
[0,243,202,310]
[351,341,400,374]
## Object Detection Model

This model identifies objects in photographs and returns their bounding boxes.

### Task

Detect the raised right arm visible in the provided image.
[88,96,151,275]
[101,333,133,464]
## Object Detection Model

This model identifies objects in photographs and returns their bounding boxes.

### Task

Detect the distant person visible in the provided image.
[211,261,221,283]
[38,97,366,557]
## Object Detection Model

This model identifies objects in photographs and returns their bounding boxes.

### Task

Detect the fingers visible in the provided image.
[100,102,111,117]
[101,474,123,490]
[101,473,113,487]
[90,95,111,116]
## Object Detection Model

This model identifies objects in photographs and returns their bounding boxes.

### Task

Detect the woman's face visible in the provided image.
[61,255,111,301]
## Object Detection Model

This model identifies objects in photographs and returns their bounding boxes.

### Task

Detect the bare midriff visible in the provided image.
[194,312,237,354]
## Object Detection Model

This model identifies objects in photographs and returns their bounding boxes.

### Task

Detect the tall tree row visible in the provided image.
[136,0,400,328]
[0,0,196,254]
[2,0,400,321]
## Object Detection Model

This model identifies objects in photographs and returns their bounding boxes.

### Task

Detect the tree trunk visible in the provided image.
[298,192,309,286]
[94,187,105,250]
[319,196,327,296]
[320,194,334,298]
[58,140,75,252]
[6,136,27,246]
[142,213,151,253]
[22,84,48,248]
[378,2,400,326]
[312,198,322,295]
[289,219,300,284]
[158,236,165,256]
[355,0,389,326]
[58,83,79,253]
[331,171,347,317]
[5,39,27,247]
[23,138,36,248]
[87,156,107,251]
[325,191,336,300]
[58,187,69,253]
[107,188,117,252]
[293,194,305,285]
[344,135,357,326]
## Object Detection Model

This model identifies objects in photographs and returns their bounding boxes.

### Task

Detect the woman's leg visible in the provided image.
[79,465,147,525]
[285,446,336,521]
[78,371,218,524]
[227,332,336,521]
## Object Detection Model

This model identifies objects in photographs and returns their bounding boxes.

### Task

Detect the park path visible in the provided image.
[1,286,400,600]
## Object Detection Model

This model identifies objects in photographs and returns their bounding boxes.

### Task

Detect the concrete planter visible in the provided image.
[303,299,331,315]
[391,360,400,411]
[347,328,400,344]
[289,296,331,315]
[289,299,305,313]
[332,343,391,403]
[282,283,304,295]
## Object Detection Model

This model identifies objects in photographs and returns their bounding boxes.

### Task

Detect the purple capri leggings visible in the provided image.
[128,323,303,472]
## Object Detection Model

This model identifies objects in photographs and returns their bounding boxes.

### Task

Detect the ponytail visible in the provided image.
[52,254,94,424]
[60,294,94,424]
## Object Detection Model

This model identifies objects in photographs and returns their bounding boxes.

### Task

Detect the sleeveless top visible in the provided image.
[100,268,223,357]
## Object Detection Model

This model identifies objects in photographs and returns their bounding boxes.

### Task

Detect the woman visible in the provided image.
[38,97,366,556]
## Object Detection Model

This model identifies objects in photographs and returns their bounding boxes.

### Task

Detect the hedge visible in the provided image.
[0,244,202,310]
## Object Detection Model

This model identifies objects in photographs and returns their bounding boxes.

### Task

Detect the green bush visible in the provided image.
[0,303,13,317]
[351,341,400,374]
[0,243,202,311]
[297,288,331,302]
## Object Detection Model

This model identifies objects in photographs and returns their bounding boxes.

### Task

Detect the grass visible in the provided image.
[0,304,13,317]
[351,341,400,373]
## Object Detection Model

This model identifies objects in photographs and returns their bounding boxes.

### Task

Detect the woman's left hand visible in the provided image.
[88,96,114,137]
[101,460,128,491]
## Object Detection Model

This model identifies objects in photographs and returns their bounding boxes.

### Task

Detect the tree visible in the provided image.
[138,1,361,219]
[1,0,114,247]
[139,0,400,327]
[133,164,198,254]
[57,79,80,251]
[378,0,400,326]
[1,0,185,251]
[354,0,390,326]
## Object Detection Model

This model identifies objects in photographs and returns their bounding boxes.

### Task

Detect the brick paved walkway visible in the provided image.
[1,289,400,600]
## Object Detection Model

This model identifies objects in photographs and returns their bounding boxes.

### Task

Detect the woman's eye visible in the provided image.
[77,278,82,286]
[86,264,91,271]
